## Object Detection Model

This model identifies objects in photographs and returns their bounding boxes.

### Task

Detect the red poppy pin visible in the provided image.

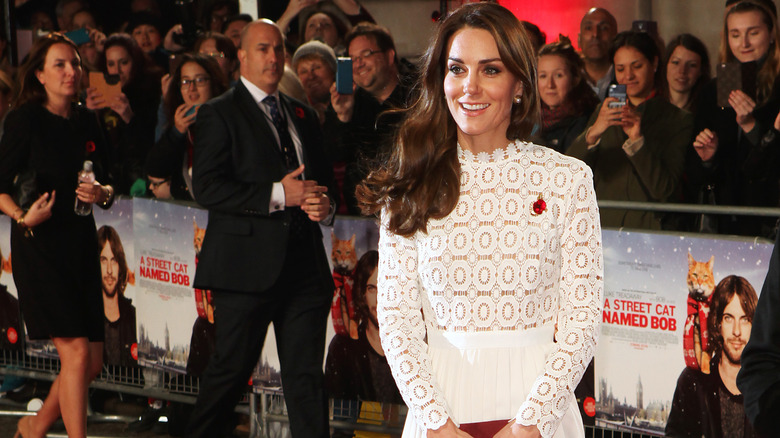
[85,140,96,153]
[295,107,305,119]
[531,194,547,216]
[7,327,17,344]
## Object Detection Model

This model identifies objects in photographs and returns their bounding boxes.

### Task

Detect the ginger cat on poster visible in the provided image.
[193,218,206,258]
[331,233,358,339]
[684,253,715,373]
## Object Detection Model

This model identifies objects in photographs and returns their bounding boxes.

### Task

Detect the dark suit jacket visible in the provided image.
[738,231,780,436]
[191,80,334,294]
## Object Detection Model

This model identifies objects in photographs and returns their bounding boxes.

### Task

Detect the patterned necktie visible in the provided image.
[262,95,299,171]
[262,95,309,239]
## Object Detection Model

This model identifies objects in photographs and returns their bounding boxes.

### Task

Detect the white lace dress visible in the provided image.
[378,141,603,438]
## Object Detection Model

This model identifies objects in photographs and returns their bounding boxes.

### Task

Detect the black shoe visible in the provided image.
[127,406,166,432]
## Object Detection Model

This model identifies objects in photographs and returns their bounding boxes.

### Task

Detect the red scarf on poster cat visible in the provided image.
[683,253,714,373]
[683,296,710,371]
[330,233,358,339]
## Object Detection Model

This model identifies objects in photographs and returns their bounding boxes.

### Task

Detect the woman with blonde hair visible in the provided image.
[358,3,602,437]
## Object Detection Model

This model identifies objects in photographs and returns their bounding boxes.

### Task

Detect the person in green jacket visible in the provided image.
[568,30,694,230]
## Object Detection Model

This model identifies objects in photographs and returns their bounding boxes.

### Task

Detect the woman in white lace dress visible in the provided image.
[356,3,603,438]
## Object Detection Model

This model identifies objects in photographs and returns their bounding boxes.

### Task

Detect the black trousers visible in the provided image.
[186,238,331,438]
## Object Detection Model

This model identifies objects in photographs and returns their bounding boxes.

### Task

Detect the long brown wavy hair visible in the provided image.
[356,3,539,236]
[707,275,757,364]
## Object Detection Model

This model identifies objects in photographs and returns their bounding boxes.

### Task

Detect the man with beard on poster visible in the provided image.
[325,250,402,404]
[98,225,137,367]
[666,275,757,438]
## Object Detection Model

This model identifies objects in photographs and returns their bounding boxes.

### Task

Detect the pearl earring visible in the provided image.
[514,95,521,104]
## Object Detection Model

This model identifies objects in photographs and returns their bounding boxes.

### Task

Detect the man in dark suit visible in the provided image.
[187,19,335,438]
[739,231,780,436]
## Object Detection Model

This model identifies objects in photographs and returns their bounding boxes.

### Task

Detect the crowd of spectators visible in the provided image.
[2,0,780,238]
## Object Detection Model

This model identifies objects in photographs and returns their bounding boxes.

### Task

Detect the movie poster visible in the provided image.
[0,216,23,352]
[93,197,137,366]
[595,230,773,435]
[134,198,208,374]
[252,216,382,391]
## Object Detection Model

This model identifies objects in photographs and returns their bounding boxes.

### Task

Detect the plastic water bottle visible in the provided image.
[74,160,95,216]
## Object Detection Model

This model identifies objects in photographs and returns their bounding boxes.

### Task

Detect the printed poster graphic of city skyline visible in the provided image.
[134,198,208,372]
[596,230,773,433]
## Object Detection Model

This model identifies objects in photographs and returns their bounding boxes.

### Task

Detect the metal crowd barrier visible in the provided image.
[2,200,776,437]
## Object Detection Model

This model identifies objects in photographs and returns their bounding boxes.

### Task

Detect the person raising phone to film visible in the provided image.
[687,0,780,237]
[568,30,694,230]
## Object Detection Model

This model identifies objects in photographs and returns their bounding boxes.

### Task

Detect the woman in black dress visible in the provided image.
[0,33,115,438]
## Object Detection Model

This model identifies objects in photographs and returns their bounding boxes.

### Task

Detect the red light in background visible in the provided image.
[501,0,592,50]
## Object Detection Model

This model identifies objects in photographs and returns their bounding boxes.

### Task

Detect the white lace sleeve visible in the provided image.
[515,166,604,438]
[377,212,451,431]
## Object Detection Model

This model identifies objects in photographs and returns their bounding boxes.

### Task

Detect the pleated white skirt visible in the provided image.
[401,326,584,438]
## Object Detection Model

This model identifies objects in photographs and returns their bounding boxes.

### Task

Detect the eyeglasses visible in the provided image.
[149,178,170,189]
[349,49,383,64]
[202,51,225,59]
[180,76,211,88]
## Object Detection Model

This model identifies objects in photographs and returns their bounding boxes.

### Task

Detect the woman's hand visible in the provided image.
[108,93,134,124]
[586,98,623,144]
[493,421,542,438]
[693,128,719,162]
[85,87,104,110]
[23,191,56,227]
[426,419,474,438]
[88,28,106,52]
[163,24,185,52]
[620,105,642,141]
[76,181,110,205]
[161,73,172,98]
[774,109,780,131]
[174,103,198,134]
[277,0,317,35]
[729,90,756,133]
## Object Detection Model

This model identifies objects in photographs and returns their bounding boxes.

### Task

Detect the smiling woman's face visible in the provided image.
[728,10,772,63]
[444,27,522,150]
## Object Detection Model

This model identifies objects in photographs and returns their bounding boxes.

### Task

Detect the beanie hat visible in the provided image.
[292,40,337,74]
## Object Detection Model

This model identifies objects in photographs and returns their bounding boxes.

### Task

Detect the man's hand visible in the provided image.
[302,192,330,221]
[330,82,356,123]
[281,165,327,207]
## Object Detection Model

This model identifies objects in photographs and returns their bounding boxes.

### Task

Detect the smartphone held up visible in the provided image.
[608,84,627,109]
[336,57,353,95]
